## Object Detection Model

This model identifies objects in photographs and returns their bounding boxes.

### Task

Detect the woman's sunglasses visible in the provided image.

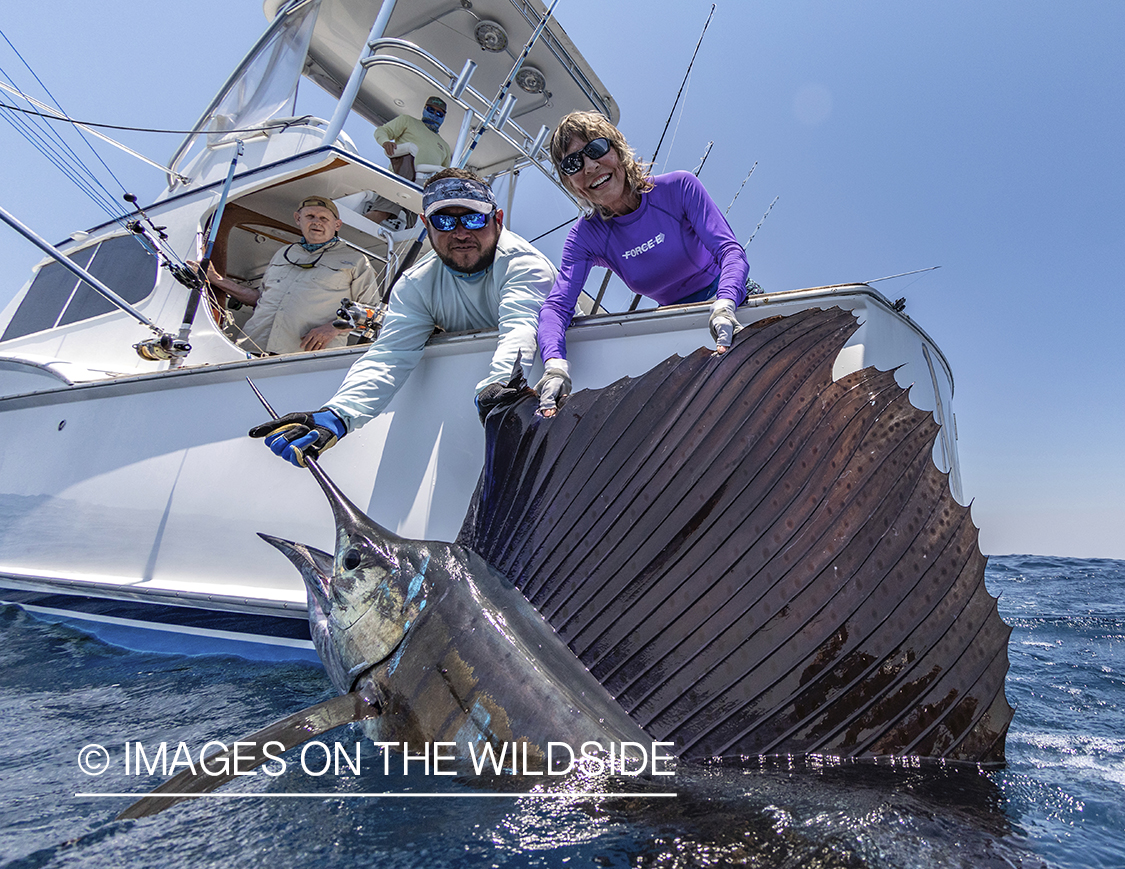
[559,137,611,176]
[428,210,495,232]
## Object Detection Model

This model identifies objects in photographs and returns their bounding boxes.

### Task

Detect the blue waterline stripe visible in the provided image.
[2,588,311,641]
[25,604,315,649]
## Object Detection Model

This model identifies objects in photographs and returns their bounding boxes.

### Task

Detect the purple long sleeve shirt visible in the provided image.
[538,170,748,362]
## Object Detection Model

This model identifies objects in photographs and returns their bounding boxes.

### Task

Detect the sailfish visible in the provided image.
[120,305,1011,819]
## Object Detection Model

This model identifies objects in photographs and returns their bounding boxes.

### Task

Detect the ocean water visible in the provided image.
[0,554,1121,869]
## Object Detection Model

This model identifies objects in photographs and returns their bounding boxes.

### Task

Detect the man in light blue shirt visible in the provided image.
[249,169,557,466]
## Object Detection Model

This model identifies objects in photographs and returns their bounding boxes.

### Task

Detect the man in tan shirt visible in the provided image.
[198,196,379,354]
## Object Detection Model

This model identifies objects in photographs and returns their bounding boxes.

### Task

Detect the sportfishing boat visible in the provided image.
[0,0,1010,763]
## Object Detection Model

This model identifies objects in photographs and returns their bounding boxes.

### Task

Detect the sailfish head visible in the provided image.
[260,459,430,694]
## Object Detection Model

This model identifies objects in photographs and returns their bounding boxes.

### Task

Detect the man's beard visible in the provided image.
[436,242,498,275]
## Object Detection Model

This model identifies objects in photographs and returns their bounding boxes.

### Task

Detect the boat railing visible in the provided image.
[359,38,573,199]
[169,34,578,211]
[505,0,613,120]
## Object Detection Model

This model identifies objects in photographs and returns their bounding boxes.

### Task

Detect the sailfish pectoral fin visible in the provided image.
[116,690,381,820]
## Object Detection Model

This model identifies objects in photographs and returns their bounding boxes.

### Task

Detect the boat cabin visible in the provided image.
[0,0,615,382]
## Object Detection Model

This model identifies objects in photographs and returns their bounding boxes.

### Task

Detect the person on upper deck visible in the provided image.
[535,111,749,417]
[195,195,379,355]
[248,169,557,467]
[366,96,454,229]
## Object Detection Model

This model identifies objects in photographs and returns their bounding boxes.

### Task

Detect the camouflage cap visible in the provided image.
[297,196,339,218]
[421,176,497,218]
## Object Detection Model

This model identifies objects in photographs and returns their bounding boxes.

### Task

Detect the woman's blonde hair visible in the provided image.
[549,111,653,218]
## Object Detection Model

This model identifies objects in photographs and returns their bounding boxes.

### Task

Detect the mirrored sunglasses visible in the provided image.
[560,137,611,176]
[428,210,495,232]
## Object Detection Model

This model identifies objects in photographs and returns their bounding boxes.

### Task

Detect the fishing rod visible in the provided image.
[121,191,202,289]
[386,0,561,292]
[539,0,715,257]
[0,203,164,335]
[743,196,778,249]
[626,139,718,310]
[458,0,560,173]
[725,162,757,216]
[123,193,169,246]
[692,141,714,178]
[150,140,244,365]
[727,196,779,302]
[247,378,335,485]
[529,214,578,244]
[649,4,716,167]
[196,140,244,284]
[628,130,710,316]
[864,265,941,283]
[621,4,716,313]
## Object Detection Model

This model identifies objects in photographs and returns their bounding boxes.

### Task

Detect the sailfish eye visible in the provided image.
[343,549,362,571]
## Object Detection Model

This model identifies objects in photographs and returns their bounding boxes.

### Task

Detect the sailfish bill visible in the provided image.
[121,436,654,817]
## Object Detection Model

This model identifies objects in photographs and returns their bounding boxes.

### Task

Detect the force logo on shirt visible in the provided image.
[621,233,666,260]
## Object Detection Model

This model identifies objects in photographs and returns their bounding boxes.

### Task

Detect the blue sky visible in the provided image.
[1,1,1122,558]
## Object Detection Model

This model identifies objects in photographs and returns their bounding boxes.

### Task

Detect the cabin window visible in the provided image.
[1,235,158,341]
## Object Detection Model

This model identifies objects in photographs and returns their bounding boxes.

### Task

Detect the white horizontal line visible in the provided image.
[78,792,678,799]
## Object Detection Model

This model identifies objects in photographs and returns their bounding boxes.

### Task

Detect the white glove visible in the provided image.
[708,298,741,352]
[535,358,571,416]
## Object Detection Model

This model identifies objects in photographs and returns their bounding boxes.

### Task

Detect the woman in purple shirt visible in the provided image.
[536,112,748,415]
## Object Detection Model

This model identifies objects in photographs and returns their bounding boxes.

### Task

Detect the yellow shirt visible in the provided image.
[374,115,453,169]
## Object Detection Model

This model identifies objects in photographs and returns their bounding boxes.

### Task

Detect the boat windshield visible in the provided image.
[170,0,320,177]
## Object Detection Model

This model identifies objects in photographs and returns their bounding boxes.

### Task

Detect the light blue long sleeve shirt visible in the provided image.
[326,228,556,431]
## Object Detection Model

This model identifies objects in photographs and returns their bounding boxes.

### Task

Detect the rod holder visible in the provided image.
[528,124,551,160]
[450,59,477,99]
[493,94,516,131]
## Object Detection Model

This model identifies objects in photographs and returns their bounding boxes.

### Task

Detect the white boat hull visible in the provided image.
[0,288,961,658]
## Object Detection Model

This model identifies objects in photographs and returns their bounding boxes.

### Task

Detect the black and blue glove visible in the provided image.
[248,408,347,468]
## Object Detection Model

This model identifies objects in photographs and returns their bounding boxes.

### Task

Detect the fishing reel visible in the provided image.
[169,262,206,290]
[333,298,383,345]
[134,332,191,362]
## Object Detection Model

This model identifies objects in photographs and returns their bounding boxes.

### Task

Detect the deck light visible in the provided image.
[475,21,508,52]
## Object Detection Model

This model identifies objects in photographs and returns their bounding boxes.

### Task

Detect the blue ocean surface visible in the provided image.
[0,554,1121,868]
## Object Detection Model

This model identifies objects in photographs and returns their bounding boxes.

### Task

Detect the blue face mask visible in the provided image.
[422,106,445,132]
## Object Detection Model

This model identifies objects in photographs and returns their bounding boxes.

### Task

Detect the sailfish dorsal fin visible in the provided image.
[458,306,1011,764]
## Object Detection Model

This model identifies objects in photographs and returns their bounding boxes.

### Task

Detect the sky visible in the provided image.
[1,1,1122,559]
